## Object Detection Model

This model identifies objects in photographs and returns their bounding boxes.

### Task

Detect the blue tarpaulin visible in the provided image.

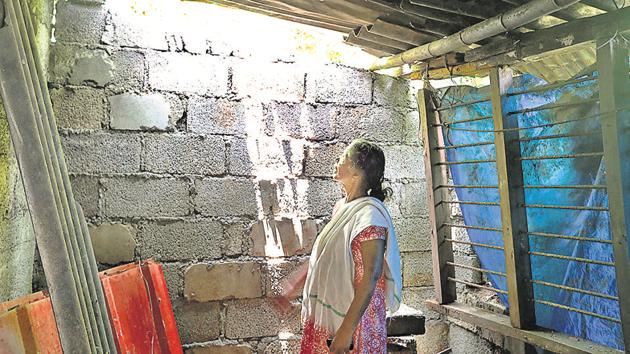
[438,73,623,350]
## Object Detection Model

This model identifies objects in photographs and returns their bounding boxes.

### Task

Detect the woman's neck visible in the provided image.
[344,185,367,203]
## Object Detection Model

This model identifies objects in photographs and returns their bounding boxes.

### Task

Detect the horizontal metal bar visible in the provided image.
[442,115,493,126]
[434,141,495,150]
[441,200,500,206]
[524,204,608,211]
[434,184,498,189]
[446,261,507,277]
[531,279,618,301]
[442,223,502,232]
[519,152,604,161]
[506,76,597,97]
[534,299,621,323]
[447,277,508,294]
[434,97,491,112]
[528,231,613,244]
[529,251,615,267]
[445,238,504,250]
[523,185,606,190]
[506,98,599,116]
[517,130,601,142]
[435,159,496,165]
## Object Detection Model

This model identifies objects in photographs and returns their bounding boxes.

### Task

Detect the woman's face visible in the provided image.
[333,151,363,189]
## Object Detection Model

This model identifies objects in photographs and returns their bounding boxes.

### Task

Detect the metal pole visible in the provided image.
[371,0,580,70]
[0,2,90,352]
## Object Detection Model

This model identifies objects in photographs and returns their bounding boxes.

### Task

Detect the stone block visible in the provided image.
[55,1,106,45]
[143,134,225,175]
[399,183,429,218]
[68,50,114,87]
[394,217,432,253]
[415,320,449,354]
[228,137,304,177]
[102,6,168,50]
[184,262,263,301]
[137,219,223,262]
[251,218,317,258]
[174,301,222,344]
[262,103,336,141]
[186,344,253,354]
[109,50,146,93]
[51,87,105,130]
[109,93,170,131]
[402,251,433,287]
[148,53,229,95]
[302,179,342,217]
[232,61,304,102]
[102,176,190,218]
[162,262,184,303]
[383,145,425,181]
[303,142,346,178]
[373,74,416,108]
[88,223,136,264]
[195,178,257,217]
[70,175,99,217]
[401,286,435,318]
[224,298,300,339]
[336,106,406,143]
[187,97,262,136]
[61,133,141,174]
[305,64,372,105]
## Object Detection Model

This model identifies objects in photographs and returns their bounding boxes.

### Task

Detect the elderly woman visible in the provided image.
[276,139,402,354]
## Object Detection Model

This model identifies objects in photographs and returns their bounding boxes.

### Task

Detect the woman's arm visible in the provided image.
[271,261,309,313]
[329,238,386,353]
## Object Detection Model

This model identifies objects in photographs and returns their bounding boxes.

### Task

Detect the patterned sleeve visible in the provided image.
[354,225,387,243]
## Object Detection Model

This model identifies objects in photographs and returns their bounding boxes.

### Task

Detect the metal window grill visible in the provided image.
[418,42,630,353]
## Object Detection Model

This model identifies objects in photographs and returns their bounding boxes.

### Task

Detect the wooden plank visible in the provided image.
[596,36,630,352]
[489,67,535,329]
[417,89,456,304]
[426,300,624,354]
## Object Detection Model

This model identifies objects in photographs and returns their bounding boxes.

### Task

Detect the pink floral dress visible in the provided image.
[300,225,388,354]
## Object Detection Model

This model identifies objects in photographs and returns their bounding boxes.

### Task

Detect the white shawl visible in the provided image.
[301,197,402,334]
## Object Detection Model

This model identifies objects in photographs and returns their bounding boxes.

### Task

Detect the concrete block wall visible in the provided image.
[48,0,432,351]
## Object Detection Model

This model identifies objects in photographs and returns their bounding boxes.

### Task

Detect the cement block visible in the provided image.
[70,175,99,217]
[303,142,346,177]
[383,145,425,181]
[261,258,305,297]
[228,137,305,177]
[48,43,90,85]
[148,53,229,96]
[335,105,407,143]
[263,340,302,354]
[184,262,263,301]
[302,179,342,217]
[102,176,190,218]
[223,221,252,257]
[109,93,170,131]
[61,133,141,174]
[402,251,433,287]
[51,87,105,130]
[452,226,473,255]
[403,111,421,145]
[232,61,304,102]
[55,1,106,45]
[88,223,136,264]
[137,219,223,262]
[454,254,483,284]
[109,50,146,93]
[187,97,263,136]
[257,179,281,217]
[415,320,449,354]
[401,286,435,318]
[195,178,257,217]
[305,64,372,105]
[186,344,253,354]
[162,262,184,303]
[68,50,114,87]
[174,301,222,344]
[262,103,337,141]
[399,183,429,218]
[394,216,432,253]
[449,323,500,354]
[373,74,415,109]
[224,298,300,339]
[143,134,225,175]
[251,218,317,258]
[102,6,168,50]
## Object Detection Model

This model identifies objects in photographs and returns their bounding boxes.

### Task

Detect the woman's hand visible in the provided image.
[329,326,354,353]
